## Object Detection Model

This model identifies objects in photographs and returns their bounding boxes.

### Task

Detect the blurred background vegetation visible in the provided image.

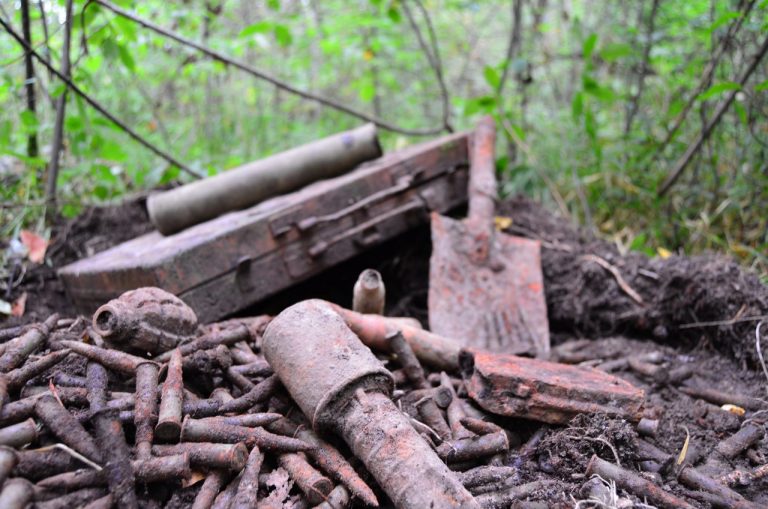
[1,0,766,277]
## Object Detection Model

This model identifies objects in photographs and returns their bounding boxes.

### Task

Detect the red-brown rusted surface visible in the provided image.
[428,117,549,357]
[59,132,471,322]
[92,287,198,355]
[461,349,644,424]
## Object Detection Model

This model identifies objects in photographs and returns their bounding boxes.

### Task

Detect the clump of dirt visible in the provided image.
[499,196,768,367]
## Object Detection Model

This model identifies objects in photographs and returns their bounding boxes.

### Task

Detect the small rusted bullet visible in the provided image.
[437,431,509,463]
[210,388,235,404]
[474,479,557,509]
[388,330,428,390]
[90,407,137,509]
[230,360,273,377]
[92,287,198,355]
[6,349,70,390]
[134,362,160,459]
[279,452,333,505]
[86,361,108,413]
[217,374,279,414]
[268,417,379,507]
[230,446,263,509]
[60,340,149,375]
[34,487,107,509]
[224,366,256,392]
[0,418,38,447]
[586,455,694,509]
[181,416,312,452]
[457,465,518,489]
[714,422,764,460]
[353,269,386,315]
[13,448,83,480]
[314,484,351,509]
[264,300,479,509]
[0,446,17,486]
[197,413,282,428]
[0,478,33,509]
[0,387,88,426]
[212,472,242,509]
[81,494,113,509]
[459,417,504,436]
[0,314,59,373]
[182,398,223,418]
[156,348,183,441]
[35,394,102,462]
[441,372,472,440]
[636,417,659,437]
[416,396,452,442]
[155,324,250,363]
[192,470,228,509]
[678,465,757,508]
[152,442,248,471]
[229,341,260,365]
[52,371,88,388]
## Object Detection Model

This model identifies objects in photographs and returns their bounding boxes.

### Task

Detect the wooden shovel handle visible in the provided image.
[466,116,498,263]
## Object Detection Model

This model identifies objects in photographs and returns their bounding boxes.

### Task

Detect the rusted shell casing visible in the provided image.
[263,300,479,509]
[147,123,382,235]
[152,442,248,471]
[352,269,385,315]
[460,349,644,424]
[92,287,198,355]
[262,299,393,430]
[0,478,33,509]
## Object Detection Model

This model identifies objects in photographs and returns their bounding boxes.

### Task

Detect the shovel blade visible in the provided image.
[428,213,550,357]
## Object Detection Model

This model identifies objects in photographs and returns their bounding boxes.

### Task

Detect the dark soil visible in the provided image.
[2,194,767,508]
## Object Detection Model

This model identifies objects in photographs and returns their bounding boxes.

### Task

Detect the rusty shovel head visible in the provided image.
[428,212,550,357]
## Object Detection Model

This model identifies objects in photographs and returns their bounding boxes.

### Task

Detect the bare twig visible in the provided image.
[658,33,768,195]
[20,0,39,159]
[45,0,74,218]
[580,254,644,304]
[678,314,768,329]
[33,443,103,471]
[93,0,445,136]
[756,322,768,397]
[0,14,202,179]
[624,0,661,136]
[497,0,523,97]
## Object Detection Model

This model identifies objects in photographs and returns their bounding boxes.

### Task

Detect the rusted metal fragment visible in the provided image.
[92,287,197,355]
[59,132,470,322]
[460,349,644,424]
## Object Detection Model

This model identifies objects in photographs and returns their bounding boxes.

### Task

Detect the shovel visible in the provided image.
[428,116,550,357]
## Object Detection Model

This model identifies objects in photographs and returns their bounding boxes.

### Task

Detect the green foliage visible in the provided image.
[0,0,765,276]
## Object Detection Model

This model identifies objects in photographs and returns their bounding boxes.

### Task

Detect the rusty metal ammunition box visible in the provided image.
[59,132,470,322]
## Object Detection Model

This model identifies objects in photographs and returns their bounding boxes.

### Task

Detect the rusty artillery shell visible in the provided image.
[437,431,509,463]
[181,416,312,452]
[90,407,137,509]
[34,487,107,509]
[0,446,17,485]
[192,470,228,509]
[230,360,273,377]
[263,300,479,509]
[35,394,102,462]
[86,361,108,413]
[183,398,223,418]
[313,484,351,509]
[217,374,279,414]
[92,287,198,354]
[155,324,250,363]
[60,340,150,375]
[0,478,33,509]
[134,362,159,459]
[230,446,263,509]
[0,314,58,373]
[6,349,70,390]
[0,387,88,427]
[197,413,282,428]
[0,418,38,447]
[156,348,183,441]
[388,330,428,389]
[586,455,694,509]
[152,442,249,471]
[353,269,386,315]
[267,417,379,507]
[279,452,334,505]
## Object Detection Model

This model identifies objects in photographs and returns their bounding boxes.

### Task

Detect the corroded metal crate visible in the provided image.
[59,132,470,322]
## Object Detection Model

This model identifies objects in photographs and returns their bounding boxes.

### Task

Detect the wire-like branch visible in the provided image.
[497,0,523,97]
[652,0,756,157]
[658,33,768,196]
[624,0,661,137]
[20,0,39,159]
[93,0,445,136]
[45,0,74,217]
[0,15,202,179]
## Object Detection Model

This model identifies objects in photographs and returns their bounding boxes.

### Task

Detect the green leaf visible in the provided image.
[65,116,84,132]
[463,96,497,116]
[359,78,376,102]
[19,110,38,130]
[50,83,67,98]
[600,42,633,62]
[159,166,180,185]
[699,82,741,101]
[583,33,598,60]
[240,21,272,37]
[708,11,740,33]
[755,79,768,92]
[572,91,584,119]
[117,44,136,72]
[734,101,748,126]
[267,0,280,10]
[273,24,292,47]
[582,75,615,102]
[387,5,402,23]
[483,66,500,90]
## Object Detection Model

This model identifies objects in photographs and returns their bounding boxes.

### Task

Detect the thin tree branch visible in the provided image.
[93,0,445,136]
[624,0,661,137]
[0,14,202,179]
[36,0,53,84]
[652,0,756,157]
[497,0,523,97]
[45,0,74,218]
[658,33,768,196]
[20,0,39,159]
